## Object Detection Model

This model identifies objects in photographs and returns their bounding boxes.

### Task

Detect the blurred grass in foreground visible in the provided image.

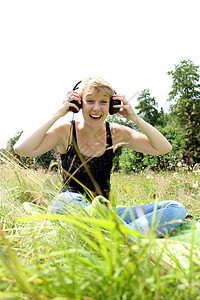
[0,150,200,299]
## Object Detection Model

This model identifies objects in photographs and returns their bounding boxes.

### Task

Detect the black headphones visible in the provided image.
[69,80,121,115]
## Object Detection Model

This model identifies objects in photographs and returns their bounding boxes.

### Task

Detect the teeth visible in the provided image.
[90,115,101,118]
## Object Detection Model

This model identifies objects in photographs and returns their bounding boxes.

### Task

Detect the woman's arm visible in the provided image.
[14,114,64,157]
[111,95,172,155]
[14,91,81,157]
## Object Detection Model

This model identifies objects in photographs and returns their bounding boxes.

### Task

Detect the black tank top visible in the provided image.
[60,121,114,201]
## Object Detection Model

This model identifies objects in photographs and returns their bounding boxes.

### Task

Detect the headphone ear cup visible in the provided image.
[109,98,121,115]
[69,81,83,113]
[69,99,82,113]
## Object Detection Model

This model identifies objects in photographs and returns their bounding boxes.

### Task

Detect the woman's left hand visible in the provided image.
[112,94,138,124]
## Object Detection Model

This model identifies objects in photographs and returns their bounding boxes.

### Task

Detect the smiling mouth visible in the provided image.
[90,114,102,120]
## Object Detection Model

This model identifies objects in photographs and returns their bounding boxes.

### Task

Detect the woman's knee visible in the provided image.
[49,191,85,214]
[158,200,186,221]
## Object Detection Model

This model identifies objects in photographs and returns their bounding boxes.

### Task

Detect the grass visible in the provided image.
[111,169,200,216]
[0,150,200,299]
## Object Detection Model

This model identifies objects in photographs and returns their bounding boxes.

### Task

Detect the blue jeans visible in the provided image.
[49,192,186,237]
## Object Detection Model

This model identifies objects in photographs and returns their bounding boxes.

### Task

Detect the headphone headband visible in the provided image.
[72,81,82,91]
[72,80,116,94]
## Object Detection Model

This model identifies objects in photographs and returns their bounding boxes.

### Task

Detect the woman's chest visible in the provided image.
[77,137,107,157]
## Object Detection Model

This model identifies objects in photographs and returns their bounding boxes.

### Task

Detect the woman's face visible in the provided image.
[81,87,110,127]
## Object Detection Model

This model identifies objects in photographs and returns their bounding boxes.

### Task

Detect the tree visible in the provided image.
[168,59,200,164]
[135,89,163,126]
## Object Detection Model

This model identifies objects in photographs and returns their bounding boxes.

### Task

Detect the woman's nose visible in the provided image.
[93,101,101,110]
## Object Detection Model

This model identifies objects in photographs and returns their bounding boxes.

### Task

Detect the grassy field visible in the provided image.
[0,151,200,299]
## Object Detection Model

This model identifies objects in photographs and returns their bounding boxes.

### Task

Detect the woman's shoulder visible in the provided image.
[52,120,71,135]
[109,122,132,133]
[52,121,73,153]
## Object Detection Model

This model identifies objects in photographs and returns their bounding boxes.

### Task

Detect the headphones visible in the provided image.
[69,80,121,115]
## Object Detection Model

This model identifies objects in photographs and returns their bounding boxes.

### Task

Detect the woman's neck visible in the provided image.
[75,120,107,157]
[77,120,106,139]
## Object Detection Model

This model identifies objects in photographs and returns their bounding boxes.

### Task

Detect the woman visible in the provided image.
[14,77,186,237]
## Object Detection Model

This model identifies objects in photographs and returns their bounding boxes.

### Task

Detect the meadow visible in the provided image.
[0,151,200,300]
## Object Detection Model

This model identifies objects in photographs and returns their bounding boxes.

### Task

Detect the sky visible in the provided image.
[0,0,200,148]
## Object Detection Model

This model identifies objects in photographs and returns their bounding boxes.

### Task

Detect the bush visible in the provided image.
[118,121,186,173]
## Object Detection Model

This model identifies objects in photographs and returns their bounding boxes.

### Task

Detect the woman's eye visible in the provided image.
[85,99,108,104]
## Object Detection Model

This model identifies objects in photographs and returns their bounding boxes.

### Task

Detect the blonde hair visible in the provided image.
[78,77,114,97]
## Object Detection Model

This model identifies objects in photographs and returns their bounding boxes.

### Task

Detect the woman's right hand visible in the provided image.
[56,91,82,117]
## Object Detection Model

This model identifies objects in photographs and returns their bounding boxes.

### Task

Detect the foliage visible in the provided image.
[135,89,164,126]
[118,120,187,173]
[168,59,200,163]
[118,148,144,173]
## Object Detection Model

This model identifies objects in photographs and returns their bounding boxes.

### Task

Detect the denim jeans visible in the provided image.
[49,191,186,237]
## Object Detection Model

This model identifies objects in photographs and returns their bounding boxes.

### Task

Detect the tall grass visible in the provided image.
[0,150,200,299]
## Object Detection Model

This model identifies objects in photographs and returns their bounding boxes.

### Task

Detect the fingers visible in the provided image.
[112,94,128,107]
[112,94,126,103]
[57,91,82,117]
[62,91,82,113]
[65,91,82,104]
[112,94,136,120]
[112,94,129,111]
